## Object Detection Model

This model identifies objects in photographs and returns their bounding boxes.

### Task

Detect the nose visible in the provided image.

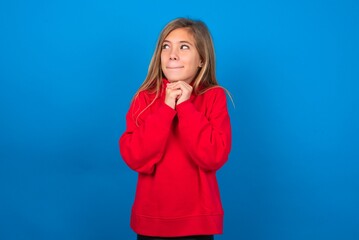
[169,48,179,60]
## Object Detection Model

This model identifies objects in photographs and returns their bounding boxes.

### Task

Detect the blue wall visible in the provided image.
[0,0,358,239]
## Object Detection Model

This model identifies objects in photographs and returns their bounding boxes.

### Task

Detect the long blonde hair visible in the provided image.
[137,17,219,94]
[132,18,226,124]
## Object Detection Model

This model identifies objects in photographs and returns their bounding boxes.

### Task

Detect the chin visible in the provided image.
[167,79,181,82]
[165,75,182,82]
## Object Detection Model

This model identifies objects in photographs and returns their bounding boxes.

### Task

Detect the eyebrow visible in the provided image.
[163,40,194,46]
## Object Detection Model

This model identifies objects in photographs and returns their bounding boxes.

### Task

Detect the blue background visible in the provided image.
[1,0,358,239]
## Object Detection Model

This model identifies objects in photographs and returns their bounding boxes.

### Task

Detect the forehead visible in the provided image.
[164,28,195,43]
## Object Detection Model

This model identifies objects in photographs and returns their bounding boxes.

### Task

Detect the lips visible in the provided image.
[166,66,184,69]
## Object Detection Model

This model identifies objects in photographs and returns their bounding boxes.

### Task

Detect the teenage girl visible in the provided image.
[120,18,232,240]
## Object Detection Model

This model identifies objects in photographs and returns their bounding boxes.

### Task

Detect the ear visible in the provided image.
[199,61,203,68]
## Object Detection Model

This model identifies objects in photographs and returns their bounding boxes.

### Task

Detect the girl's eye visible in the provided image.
[162,44,170,49]
[180,45,189,50]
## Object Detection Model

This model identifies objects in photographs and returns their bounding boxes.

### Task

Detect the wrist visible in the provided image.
[165,99,176,109]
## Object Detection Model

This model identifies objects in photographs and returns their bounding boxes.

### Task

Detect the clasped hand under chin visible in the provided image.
[165,81,193,109]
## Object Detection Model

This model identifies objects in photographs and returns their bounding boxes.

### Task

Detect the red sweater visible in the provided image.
[119,79,232,237]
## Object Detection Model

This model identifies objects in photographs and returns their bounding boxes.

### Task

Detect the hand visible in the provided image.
[166,81,193,106]
[165,83,182,109]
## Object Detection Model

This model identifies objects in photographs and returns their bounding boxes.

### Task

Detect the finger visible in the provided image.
[170,82,190,91]
[166,88,182,97]
[166,83,180,90]
[178,84,192,93]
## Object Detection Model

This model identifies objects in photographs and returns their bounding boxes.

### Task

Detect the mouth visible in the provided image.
[166,66,184,69]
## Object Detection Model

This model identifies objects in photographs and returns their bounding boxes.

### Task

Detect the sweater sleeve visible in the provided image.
[119,92,177,174]
[176,87,232,172]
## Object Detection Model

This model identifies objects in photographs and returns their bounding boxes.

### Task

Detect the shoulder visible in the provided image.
[129,89,161,119]
[132,90,157,105]
[200,86,227,101]
[203,86,232,110]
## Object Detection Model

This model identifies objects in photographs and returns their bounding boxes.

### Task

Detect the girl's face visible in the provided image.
[161,28,202,84]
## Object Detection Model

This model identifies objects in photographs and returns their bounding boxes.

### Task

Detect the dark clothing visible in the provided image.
[137,235,214,240]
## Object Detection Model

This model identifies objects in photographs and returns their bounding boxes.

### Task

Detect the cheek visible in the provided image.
[160,55,166,68]
[189,56,201,70]
[189,53,201,66]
